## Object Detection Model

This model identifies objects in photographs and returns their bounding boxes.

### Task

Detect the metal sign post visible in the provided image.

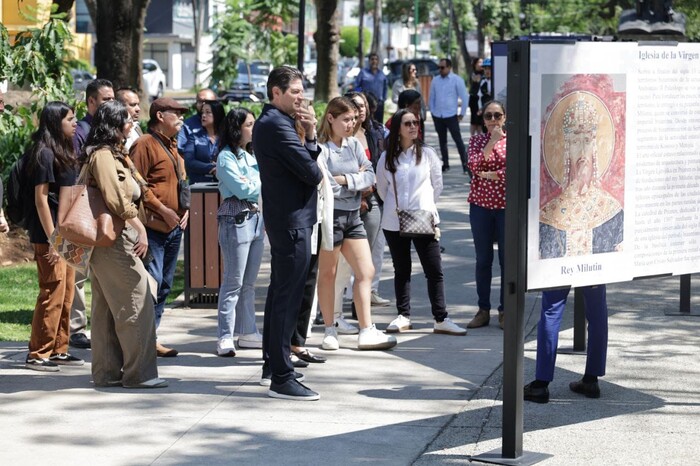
[470,39,550,466]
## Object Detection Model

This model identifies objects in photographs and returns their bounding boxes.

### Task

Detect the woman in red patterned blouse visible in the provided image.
[466,100,507,330]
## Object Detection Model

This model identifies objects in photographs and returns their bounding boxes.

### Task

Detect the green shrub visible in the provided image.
[340,26,371,58]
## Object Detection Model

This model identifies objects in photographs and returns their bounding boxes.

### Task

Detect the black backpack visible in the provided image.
[5,153,29,228]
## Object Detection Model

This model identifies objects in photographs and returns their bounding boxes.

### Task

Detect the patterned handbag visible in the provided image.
[391,172,436,238]
[49,229,93,274]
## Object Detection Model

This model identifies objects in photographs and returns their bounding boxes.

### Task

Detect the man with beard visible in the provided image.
[539,97,623,259]
[131,97,190,358]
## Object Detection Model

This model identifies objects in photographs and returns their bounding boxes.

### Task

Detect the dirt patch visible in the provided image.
[0,227,34,266]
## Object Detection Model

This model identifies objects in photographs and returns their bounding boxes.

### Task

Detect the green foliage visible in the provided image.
[0,263,91,341]
[481,0,522,40]
[0,6,77,183]
[675,0,700,41]
[339,26,371,58]
[210,0,298,91]
[379,0,431,26]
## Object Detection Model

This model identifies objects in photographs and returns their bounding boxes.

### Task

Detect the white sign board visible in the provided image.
[527,42,700,290]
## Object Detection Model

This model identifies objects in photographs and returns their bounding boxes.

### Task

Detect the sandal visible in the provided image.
[293,349,327,364]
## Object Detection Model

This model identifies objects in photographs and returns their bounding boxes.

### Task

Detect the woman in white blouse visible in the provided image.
[376,109,467,336]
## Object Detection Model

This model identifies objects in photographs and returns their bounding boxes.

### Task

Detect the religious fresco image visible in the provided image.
[538,75,627,259]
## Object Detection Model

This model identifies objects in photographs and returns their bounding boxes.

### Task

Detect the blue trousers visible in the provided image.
[263,227,312,384]
[469,203,505,312]
[146,227,183,329]
[535,285,608,382]
[217,213,264,340]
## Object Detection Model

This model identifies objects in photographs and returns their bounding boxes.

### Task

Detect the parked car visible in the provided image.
[386,59,440,87]
[220,60,272,102]
[142,59,166,100]
[71,69,95,93]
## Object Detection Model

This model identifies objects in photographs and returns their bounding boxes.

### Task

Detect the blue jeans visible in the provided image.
[217,212,264,339]
[536,286,608,382]
[146,227,183,329]
[469,203,505,312]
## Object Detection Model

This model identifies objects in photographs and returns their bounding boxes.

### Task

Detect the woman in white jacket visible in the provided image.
[376,109,466,336]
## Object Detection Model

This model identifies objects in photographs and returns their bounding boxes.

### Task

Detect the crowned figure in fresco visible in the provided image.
[539,93,624,259]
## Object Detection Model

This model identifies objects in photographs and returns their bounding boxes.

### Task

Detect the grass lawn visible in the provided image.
[0,260,184,342]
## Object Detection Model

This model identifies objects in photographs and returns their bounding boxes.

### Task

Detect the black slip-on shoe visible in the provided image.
[524,382,550,404]
[569,379,600,398]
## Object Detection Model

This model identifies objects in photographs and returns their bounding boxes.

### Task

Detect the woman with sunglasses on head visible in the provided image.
[466,100,507,330]
[183,99,225,184]
[376,109,466,336]
[316,96,397,351]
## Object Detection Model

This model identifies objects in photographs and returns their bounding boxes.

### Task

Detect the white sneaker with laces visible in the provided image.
[434,318,467,336]
[370,291,391,306]
[321,327,339,350]
[238,331,263,349]
[334,316,359,335]
[386,315,412,333]
[358,325,397,350]
[217,337,236,357]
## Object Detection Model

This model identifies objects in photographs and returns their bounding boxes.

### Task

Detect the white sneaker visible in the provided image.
[358,325,397,351]
[386,315,412,333]
[371,291,391,306]
[321,327,339,350]
[334,316,359,335]
[217,337,236,357]
[434,318,467,336]
[238,331,263,349]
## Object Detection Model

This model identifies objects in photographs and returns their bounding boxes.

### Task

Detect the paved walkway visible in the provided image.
[2,118,699,465]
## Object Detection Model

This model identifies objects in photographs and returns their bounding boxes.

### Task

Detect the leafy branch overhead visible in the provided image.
[211,0,299,91]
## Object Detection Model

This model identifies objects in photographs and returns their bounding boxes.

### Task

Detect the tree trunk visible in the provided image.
[371,0,382,56]
[358,0,365,68]
[314,1,339,102]
[474,0,486,58]
[93,0,150,97]
[192,0,206,87]
[52,0,75,20]
[452,5,470,75]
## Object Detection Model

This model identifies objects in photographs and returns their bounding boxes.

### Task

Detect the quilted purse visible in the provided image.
[49,229,93,274]
[391,172,436,238]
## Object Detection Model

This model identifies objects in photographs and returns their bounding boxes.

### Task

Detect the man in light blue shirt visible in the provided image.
[429,58,469,174]
[354,53,388,122]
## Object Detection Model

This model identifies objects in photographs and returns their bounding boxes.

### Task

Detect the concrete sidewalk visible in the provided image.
[2,119,699,465]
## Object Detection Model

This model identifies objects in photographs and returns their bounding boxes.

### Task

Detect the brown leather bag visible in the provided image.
[57,164,125,247]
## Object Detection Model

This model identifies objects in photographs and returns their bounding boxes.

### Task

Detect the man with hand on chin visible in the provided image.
[130,97,190,358]
[253,66,323,401]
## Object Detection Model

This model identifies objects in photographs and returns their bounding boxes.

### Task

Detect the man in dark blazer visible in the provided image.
[253,66,323,401]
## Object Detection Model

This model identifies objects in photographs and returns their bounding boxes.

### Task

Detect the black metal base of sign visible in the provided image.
[557,346,587,355]
[664,310,700,316]
[469,449,552,465]
[665,274,699,316]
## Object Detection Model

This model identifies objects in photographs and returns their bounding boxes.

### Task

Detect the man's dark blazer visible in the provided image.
[253,103,323,231]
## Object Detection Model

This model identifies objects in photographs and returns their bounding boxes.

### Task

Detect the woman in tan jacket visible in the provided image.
[83,100,166,388]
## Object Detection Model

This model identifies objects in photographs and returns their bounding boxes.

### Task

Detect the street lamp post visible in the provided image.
[298,0,306,73]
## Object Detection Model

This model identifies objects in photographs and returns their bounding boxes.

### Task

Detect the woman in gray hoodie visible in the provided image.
[316,97,397,352]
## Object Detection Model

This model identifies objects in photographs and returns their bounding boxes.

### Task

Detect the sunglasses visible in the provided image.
[403,120,419,128]
[483,112,504,121]
[438,66,447,69]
